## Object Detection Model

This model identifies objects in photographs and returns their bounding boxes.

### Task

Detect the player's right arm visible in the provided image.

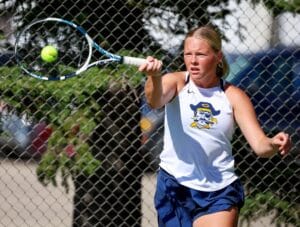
[139,56,182,109]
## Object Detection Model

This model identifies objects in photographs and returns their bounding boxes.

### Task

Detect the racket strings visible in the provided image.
[15,20,89,79]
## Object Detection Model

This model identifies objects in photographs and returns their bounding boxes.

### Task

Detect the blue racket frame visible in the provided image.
[15,17,146,81]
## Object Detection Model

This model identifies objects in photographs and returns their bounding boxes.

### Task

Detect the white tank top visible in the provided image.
[159,74,238,191]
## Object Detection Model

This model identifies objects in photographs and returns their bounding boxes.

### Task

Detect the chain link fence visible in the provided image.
[0,1,299,226]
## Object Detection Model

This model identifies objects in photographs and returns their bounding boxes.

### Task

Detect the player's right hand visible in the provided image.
[139,56,163,77]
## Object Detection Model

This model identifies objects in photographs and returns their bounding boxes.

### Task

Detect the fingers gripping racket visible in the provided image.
[15,17,147,81]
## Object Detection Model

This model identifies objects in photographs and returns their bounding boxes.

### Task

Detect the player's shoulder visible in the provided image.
[224,81,244,94]
[164,71,186,77]
[163,71,186,83]
[165,71,187,89]
[223,81,250,103]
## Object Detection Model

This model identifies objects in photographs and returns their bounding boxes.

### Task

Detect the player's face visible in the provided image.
[184,37,221,85]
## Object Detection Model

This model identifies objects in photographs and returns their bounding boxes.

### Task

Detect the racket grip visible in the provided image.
[122,56,147,66]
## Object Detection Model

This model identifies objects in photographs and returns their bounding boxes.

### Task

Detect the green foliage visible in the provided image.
[0,62,144,192]
[128,0,232,28]
[275,0,300,14]
[240,192,300,226]
[249,0,300,16]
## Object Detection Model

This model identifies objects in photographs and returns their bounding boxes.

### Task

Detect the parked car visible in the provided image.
[226,47,300,161]
[140,96,164,171]
[226,47,300,200]
[0,103,52,159]
[140,47,300,175]
[0,51,15,66]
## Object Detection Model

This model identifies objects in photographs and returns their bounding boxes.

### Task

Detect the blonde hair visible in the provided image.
[185,25,229,78]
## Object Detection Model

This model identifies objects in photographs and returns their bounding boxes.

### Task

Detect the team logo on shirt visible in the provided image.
[190,102,220,129]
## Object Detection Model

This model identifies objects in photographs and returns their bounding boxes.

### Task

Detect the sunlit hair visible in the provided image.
[185,24,229,78]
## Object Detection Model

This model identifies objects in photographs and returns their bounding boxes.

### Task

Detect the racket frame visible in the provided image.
[15,17,146,81]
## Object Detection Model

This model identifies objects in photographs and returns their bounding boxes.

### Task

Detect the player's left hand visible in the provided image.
[271,132,292,156]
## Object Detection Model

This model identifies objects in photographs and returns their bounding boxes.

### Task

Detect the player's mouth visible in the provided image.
[190,67,200,74]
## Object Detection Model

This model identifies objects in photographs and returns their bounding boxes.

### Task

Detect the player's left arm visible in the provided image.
[226,85,292,157]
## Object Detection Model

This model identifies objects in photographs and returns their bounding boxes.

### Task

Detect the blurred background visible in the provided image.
[0,0,299,226]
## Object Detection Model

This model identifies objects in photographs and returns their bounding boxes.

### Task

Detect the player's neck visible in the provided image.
[192,75,220,88]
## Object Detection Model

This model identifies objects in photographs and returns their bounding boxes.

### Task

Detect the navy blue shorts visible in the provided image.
[154,168,244,227]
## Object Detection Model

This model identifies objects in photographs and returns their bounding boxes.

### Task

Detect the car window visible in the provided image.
[226,55,250,82]
[140,96,164,138]
[292,58,300,88]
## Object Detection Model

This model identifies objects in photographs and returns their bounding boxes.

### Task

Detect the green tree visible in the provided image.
[2,0,147,52]
[129,0,232,34]
[249,0,300,15]
[0,62,143,191]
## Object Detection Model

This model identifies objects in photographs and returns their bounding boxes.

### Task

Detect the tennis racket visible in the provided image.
[15,17,147,81]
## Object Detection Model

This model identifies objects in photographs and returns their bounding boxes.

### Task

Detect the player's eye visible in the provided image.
[196,52,205,57]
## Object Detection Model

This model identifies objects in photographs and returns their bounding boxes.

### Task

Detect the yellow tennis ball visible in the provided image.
[41,45,58,63]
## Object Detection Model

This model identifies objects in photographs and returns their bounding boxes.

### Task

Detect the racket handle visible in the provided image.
[122,56,147,66]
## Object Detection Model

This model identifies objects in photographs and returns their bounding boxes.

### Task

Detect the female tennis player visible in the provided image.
[139,24,291,227]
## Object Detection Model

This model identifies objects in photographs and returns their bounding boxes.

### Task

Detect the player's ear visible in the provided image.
[217,51,223,63]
